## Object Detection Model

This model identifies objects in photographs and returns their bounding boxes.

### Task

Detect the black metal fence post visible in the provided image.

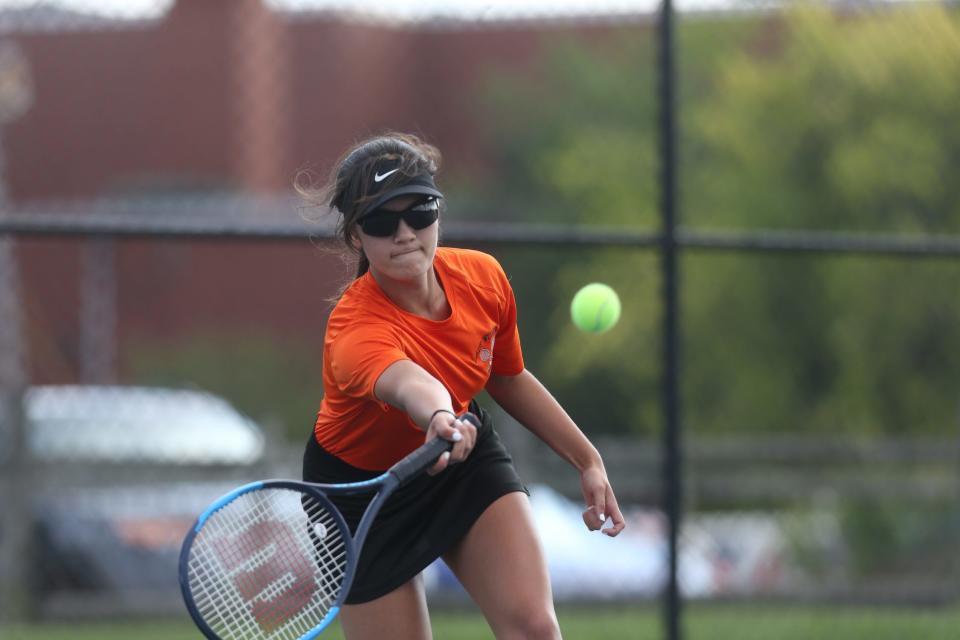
[657,1,683,639]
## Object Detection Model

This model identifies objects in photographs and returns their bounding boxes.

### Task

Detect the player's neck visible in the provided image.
[372,267,449,320]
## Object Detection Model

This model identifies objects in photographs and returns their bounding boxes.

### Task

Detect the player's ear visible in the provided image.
[349,228,362,250]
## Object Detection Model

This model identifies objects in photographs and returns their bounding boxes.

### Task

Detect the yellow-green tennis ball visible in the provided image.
[570,283,621,333]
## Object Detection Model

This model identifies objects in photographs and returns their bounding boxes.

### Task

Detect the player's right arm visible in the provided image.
[374,360,476,472]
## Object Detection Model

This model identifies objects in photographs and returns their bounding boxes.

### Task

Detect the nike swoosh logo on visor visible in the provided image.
[374,168,400,182]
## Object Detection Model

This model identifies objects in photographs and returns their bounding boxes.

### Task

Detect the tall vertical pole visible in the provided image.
[0,38,34,624]
[657,1,683,640]
[0,231,29,624]
[0,139,28,627]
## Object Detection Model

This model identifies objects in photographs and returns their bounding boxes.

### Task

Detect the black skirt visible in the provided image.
[302,401,528,604]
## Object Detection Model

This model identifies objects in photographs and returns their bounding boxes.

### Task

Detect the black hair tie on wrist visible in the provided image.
[429,409,456,425]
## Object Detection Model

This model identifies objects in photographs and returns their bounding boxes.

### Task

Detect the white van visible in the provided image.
[23,385,265,464]
[1,385,268,616]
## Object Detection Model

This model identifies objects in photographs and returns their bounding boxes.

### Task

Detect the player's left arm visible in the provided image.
[485,368,626,536]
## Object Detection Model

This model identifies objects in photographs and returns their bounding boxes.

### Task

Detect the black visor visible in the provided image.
[356,159,444,218]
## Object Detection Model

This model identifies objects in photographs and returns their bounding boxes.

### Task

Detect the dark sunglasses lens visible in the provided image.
[403,208,439,230]
[359,213,399,237]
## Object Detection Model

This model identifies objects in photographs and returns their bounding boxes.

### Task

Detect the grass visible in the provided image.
[3,604,959,639]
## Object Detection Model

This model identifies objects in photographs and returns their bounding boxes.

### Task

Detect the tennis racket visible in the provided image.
[179,414,476,640]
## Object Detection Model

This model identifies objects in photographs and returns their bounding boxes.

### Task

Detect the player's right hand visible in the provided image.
[425,411,478,475]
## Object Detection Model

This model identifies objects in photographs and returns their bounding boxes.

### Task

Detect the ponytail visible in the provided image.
[355,251,370,279]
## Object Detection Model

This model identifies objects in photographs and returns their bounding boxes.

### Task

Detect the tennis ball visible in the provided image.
[570,283,621,334]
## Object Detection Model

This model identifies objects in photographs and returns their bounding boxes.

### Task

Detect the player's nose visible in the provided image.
[394,217,417,240]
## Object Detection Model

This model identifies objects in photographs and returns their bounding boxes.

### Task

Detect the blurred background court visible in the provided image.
[0,1,958,638]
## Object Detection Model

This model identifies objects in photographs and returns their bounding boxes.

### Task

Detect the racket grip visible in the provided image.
[390,413,480,485]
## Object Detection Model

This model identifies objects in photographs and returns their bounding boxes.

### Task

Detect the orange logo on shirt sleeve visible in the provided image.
[475,328,497,371]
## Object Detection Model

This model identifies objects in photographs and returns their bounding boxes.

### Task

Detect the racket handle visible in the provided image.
[390,412,480,486]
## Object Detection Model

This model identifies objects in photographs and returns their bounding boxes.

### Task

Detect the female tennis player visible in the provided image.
[300,132,625,639]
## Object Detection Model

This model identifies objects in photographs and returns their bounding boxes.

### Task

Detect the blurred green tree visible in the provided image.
[476,19,756,435]
[477,5,960,436]
[689,5,960,435]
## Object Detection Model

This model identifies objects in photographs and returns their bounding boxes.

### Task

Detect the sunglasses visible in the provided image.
[357,197,440,237]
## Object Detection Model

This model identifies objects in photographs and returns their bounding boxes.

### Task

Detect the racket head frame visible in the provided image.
[178,479,359,640]
[178,428,464,639]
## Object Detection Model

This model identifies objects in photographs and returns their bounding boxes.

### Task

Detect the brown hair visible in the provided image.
[296,132,443,288]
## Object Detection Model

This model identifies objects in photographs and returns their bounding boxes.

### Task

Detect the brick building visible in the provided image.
[4,0,642,382]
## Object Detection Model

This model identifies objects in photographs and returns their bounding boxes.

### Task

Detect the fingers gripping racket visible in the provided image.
[179,414,476,640]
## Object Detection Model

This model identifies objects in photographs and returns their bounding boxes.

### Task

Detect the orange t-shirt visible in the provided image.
[314,247,525,471]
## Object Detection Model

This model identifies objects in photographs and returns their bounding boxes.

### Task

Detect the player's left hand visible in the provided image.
[580,465,626,537]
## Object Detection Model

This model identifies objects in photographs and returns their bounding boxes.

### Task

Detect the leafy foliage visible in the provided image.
[477,6,960,436]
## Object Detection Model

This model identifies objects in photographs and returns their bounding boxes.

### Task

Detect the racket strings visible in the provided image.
[186,487,350,640]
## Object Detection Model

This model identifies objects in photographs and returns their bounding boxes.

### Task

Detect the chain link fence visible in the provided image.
[0,1,958,638]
